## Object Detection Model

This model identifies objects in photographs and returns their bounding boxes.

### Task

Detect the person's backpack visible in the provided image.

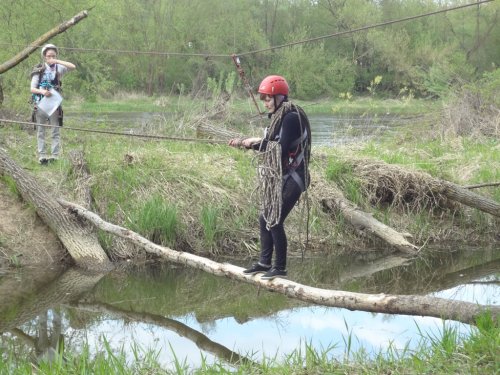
[29,63,45,105]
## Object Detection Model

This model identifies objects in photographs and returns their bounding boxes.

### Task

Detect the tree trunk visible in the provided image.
[310,171,418,255]
[345,157,500,217]
[319,187,418,255]
[58,200,498,326]
[440,180,500,217]
[0,148,112,270]
[0,10,89,74]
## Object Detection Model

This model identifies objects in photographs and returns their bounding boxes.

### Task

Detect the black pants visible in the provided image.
[258,177,303,270]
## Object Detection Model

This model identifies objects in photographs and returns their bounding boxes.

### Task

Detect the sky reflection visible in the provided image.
[79,278,496,370]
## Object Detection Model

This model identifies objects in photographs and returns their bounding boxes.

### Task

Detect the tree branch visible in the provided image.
[0,10,89,74]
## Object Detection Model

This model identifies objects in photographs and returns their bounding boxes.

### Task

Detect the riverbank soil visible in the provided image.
[0,183,66,269]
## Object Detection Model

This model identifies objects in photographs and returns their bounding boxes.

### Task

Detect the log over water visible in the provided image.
[58,199,498,326]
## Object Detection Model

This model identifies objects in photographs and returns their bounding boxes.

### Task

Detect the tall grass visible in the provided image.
[0,94,497,258]
[130,195,179,247]
[200,204,221,250]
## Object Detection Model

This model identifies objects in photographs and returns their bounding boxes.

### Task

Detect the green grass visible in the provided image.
[0,176,19,197]
[200,204,220,249]
[130,195,179,247]
[1,94,498,257]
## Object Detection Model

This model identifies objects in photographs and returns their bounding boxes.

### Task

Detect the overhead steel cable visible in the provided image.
[0,0,492,59]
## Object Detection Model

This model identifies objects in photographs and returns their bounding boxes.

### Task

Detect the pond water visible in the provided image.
[65,111,410,146]
[1,246,498,370]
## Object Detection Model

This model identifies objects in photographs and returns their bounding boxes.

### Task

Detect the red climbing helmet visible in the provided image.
[258,75,289,96]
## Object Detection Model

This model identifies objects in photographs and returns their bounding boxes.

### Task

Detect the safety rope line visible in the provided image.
[0,0,491,59]
[0,118,227,144]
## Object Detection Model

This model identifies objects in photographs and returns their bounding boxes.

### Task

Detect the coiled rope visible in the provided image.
[256,140,283,230]
[255,101,297,230]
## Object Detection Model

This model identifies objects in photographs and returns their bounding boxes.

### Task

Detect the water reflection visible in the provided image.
[0,246,498,370]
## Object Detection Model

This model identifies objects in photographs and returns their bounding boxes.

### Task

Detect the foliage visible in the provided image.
[1,0,499,110]
[0,175,19,197]
[440,68,500,137]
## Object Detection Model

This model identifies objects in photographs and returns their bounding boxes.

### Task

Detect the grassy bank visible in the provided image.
[0,95,498,373]
[1,313,497,374]
[1,95,498,261]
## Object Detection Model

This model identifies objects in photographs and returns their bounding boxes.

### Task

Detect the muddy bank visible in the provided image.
[0,184,67,269]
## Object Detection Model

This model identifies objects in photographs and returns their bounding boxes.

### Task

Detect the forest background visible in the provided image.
[0,0,499,107]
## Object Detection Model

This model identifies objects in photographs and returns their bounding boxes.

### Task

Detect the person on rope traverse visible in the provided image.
[30,43,76,165]
[229,75,311,280]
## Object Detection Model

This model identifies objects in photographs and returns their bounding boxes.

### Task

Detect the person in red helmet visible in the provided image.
[229,75,311,280]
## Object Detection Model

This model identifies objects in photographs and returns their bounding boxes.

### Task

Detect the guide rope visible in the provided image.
[0,118,227,144]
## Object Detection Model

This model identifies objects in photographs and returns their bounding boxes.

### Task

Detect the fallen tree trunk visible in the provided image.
[439,180,500,217]
[321,189,418,255]
[0,148,112,270]
[309,171,418,255]
[58,199,498,325]
[346,157,500,217]
[0,10,89,74]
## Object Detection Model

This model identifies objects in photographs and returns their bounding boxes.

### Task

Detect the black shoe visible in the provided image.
[39,158,48,165]
[261,268,287,280]
[243,263,271,275]
[48,157,58,163]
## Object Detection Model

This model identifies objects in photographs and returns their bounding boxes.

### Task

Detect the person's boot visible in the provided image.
[243,263,271,275]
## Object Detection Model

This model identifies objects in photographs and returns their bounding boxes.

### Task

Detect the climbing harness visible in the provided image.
[30,63,62,104]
